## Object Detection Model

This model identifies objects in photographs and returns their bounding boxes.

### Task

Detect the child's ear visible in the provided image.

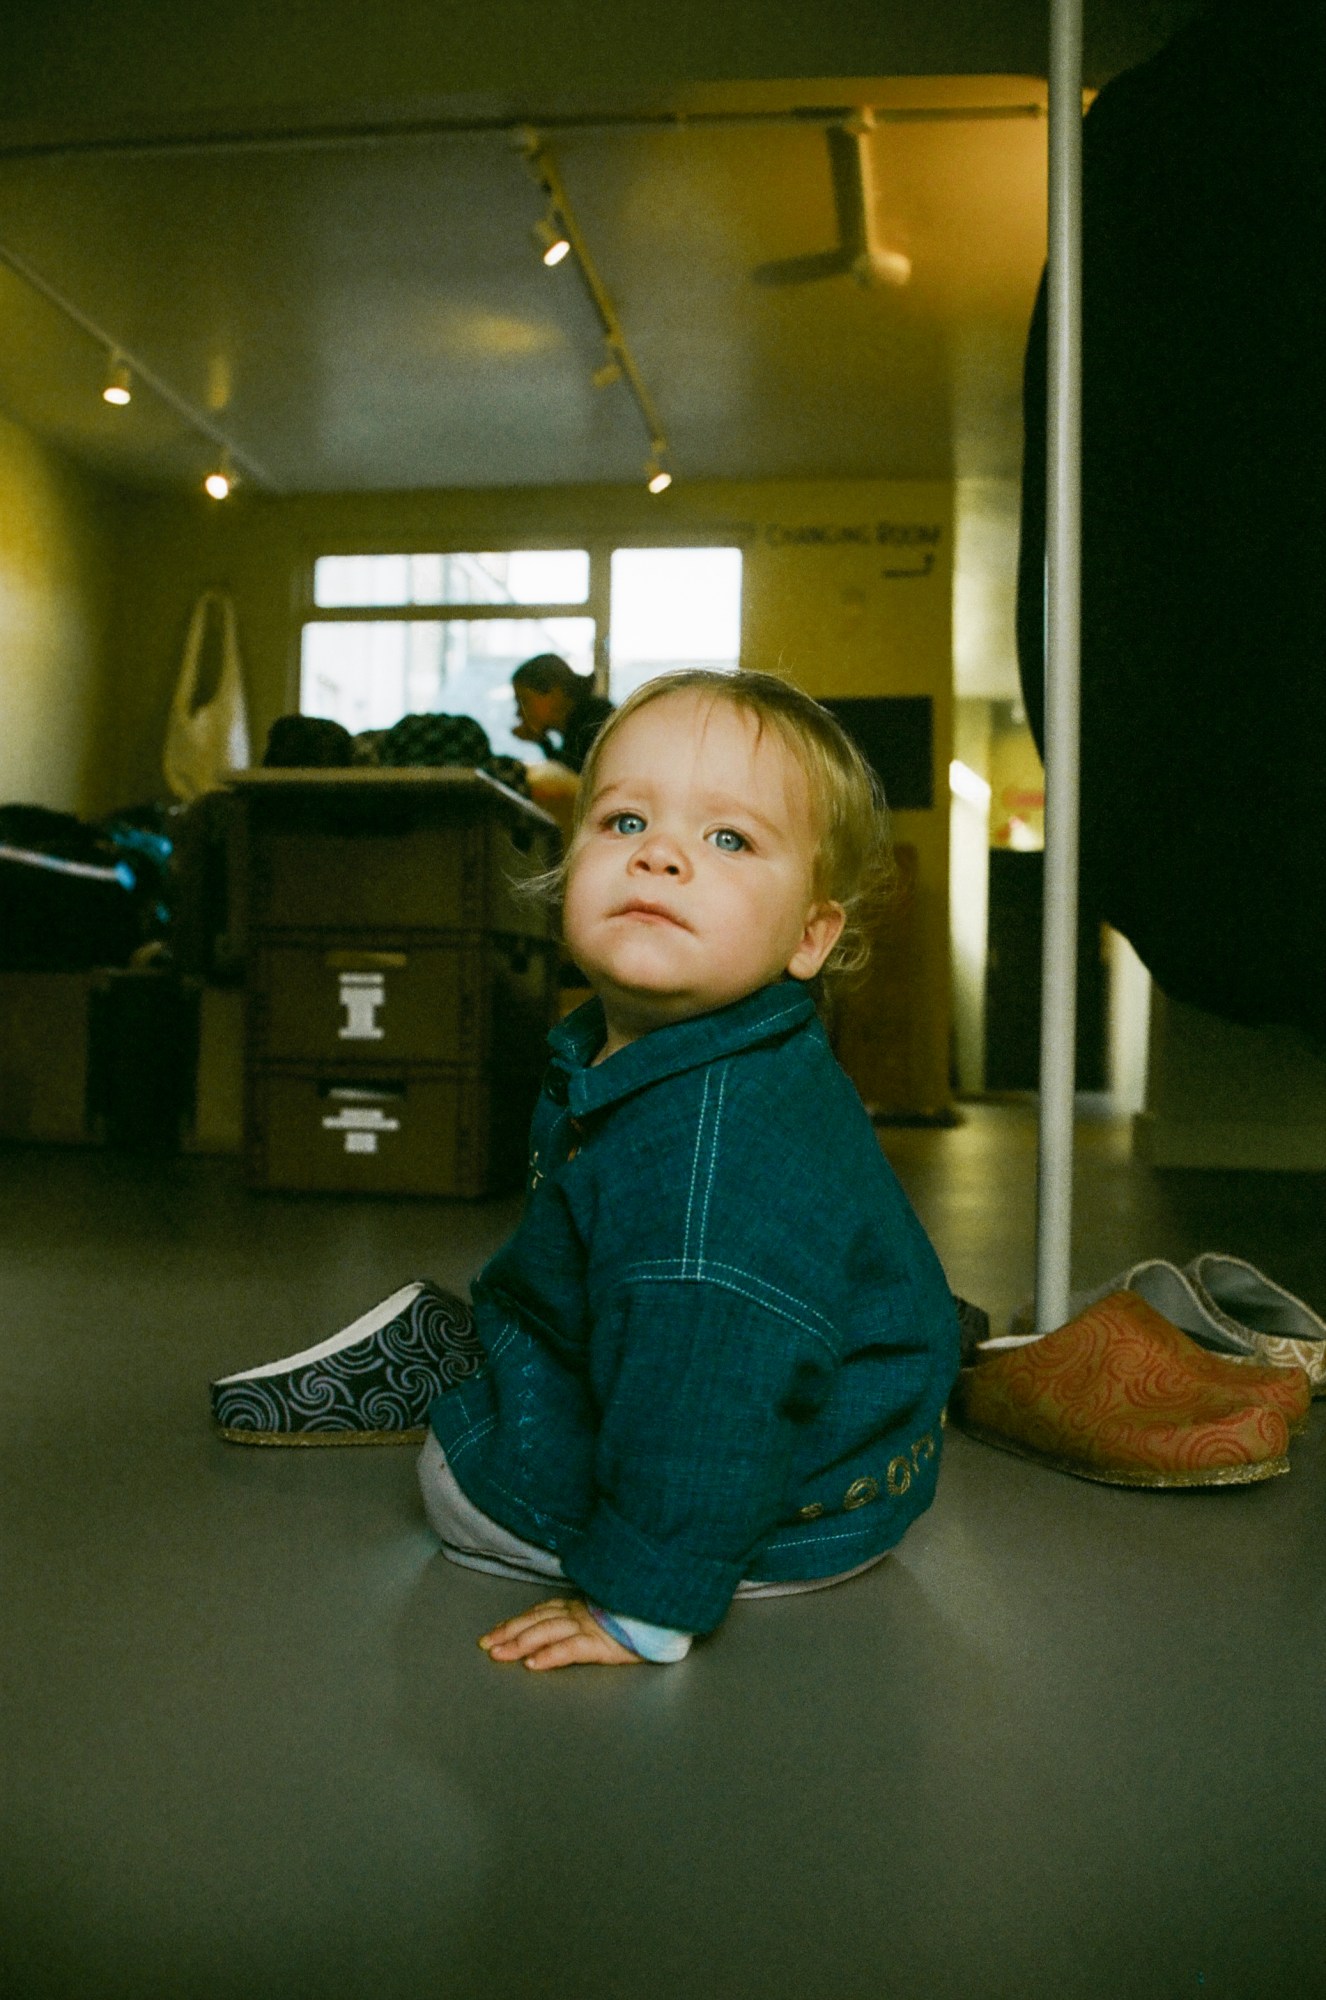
[786,901,846,982]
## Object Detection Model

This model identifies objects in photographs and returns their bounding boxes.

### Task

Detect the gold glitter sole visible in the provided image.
[950,1417,1291,1489]
[216,1424,427,1448]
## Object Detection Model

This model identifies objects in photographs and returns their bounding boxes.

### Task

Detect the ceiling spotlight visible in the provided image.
[102,355,132,406]
[646,455,672,495]
[203,455,236,500]
[532,215,571,267]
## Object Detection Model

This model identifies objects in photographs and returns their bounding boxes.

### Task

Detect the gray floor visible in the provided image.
[4,1104,1325,2000]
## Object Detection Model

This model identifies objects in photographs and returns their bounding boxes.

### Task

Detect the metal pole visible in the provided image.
[1034,0,1084,1332]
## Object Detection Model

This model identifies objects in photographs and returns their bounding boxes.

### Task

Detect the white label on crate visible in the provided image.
[321,1105,401,1155]
[338,972,386,1041]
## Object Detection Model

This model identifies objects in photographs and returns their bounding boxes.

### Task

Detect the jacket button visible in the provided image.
[842,1476,879,1510]
[798,1501,825,1520]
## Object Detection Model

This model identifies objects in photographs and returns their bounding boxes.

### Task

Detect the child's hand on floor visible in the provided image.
[479,1597,641,1670]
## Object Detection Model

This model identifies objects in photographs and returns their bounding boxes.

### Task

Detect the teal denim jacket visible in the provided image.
[430,981,960,1633]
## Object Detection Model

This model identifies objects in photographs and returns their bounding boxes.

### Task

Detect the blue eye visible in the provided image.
[608,811,646,835]
[709,827,748,853]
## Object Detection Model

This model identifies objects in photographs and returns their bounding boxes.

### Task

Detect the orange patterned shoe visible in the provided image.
[1164,1318,1310,1433]
[949,1290,1294,1488]
[992,1288,1308,1429]
[1012,1258,1322,1407]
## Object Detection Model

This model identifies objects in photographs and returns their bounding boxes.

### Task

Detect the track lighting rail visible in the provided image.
[519,131,672,491]
[0,102,1045,166]
[0,236,279,492]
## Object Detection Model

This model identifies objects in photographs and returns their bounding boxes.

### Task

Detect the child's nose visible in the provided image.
[629,832,689,877]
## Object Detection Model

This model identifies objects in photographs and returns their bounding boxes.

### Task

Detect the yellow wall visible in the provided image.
[107,475,953,1105]
[733,481,952,1111]
[0,410,117,815]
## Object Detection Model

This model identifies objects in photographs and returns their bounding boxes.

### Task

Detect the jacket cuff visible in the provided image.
[588,1606,693,1663]
[563,1501,744,1633]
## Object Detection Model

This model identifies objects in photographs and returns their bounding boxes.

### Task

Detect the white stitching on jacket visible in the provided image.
[624,1266,838,1359]
[448,1414,496,1458]
[681,1069,711,1278]
[695,1065,727,1276]
[623,1256,838,1340]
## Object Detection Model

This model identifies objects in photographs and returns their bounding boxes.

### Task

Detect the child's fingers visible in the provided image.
[478,1600,641,1668]
[483,1608,584,1660]
[478,1597,577,1649]
[522,1630,642,1671]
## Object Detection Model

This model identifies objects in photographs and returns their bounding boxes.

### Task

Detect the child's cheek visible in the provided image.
[560,859,597,961]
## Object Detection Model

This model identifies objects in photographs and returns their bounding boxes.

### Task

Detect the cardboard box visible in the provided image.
[188,984,244,1154]
[830,844,923,1118]
[231,770,558,940]
[0,970,246,1154]
[0,971,94,1143]
[249,933,556,1069]
[247,1061,538,1198]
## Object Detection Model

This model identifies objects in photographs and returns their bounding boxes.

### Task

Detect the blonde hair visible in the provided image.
[562,668,894,986]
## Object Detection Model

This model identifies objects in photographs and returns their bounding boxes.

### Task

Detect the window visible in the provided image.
[301,551,592,758]
[298,543,743,756]
[608,548,742,702]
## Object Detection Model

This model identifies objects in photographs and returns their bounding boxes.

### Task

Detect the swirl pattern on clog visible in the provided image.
[213,1284,485,1437]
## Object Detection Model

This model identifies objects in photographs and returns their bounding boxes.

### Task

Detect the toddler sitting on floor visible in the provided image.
[214,669,960,1667]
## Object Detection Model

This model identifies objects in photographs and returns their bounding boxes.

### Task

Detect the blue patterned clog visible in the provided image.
[211,1280,484,1444]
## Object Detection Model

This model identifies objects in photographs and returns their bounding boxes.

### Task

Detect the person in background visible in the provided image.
[511,654,614,776]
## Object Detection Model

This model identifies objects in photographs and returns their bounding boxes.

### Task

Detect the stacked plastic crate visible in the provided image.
[234,768,560,1196]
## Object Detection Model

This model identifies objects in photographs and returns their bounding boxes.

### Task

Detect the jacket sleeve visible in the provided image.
[559,1274,837,1633]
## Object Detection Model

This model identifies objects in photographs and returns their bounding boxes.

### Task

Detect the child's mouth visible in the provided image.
[615,900,689,928]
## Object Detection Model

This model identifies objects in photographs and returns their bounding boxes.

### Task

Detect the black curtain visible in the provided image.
[1017,0,1325,1037]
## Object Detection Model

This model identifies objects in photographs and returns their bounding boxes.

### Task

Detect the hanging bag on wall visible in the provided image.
[163,588,252,801]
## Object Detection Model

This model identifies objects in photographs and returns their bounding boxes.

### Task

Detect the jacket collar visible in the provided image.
[547,982,817,1117]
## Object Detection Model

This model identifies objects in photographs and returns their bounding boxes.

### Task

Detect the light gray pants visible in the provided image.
[416,1431,885,1600]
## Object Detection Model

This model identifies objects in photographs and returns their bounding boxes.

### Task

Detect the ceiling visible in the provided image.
[0,78,1058,494]
[0,3,1206,498]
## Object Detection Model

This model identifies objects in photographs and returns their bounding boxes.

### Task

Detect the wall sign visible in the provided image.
[763,521,943,569]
